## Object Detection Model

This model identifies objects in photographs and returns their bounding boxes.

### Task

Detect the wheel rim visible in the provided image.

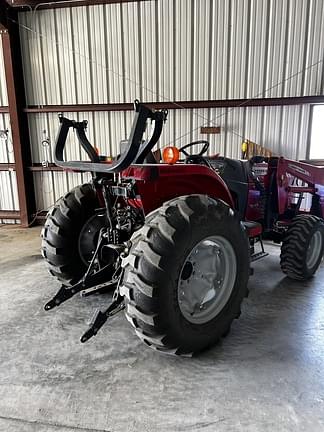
[306,230,323,269]
[177,235,237,324]
[78,213,107,265]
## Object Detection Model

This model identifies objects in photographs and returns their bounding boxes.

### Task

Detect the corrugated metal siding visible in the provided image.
[19,0,324,105]
[0,114,19,219]
[28,104,310,208]
[0,36,20,224]
[27,105,311,161]
[0,114,20,224]
[0,37,8,107]
[6,0,323,209]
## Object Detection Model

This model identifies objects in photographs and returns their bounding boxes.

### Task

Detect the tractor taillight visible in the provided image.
[162,146,180,164]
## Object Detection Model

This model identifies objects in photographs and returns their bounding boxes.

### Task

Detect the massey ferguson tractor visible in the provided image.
[41,101,324,356]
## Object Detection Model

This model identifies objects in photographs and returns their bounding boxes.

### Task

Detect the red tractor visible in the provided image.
[41,101,324,355]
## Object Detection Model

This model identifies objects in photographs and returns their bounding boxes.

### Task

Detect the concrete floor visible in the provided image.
[0,226,324,432]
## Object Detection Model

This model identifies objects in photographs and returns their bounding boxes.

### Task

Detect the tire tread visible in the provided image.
[41,183,97,285]
[121,194,249,355]
[280,214,324,280]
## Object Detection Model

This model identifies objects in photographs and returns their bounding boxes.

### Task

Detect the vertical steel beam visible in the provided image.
[0,6,36,226]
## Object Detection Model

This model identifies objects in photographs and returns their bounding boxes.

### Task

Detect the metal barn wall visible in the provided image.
[28,104,310,210]
[15,0,324,210]
[19,0,324,104]
[0,36,20,224]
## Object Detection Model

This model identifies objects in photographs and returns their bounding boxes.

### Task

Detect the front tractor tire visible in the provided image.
[41,183,102,285]
[120,195,250,355]
[280,215,324,280]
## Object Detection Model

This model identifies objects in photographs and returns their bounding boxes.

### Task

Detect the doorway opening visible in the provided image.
[309,104,324,159]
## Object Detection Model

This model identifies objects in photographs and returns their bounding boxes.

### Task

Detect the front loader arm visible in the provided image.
[276,157,322,216]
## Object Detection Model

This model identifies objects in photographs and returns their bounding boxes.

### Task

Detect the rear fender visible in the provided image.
[123,164,234,214]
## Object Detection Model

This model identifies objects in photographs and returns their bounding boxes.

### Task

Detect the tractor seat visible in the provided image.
[203,157,249,219]
[204,157,249,183]
[119,140,159,164]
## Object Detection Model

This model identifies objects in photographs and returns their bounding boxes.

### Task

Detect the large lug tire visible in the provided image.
[280,214,324,280]
[41,183,102,285]
[120,195,250,356]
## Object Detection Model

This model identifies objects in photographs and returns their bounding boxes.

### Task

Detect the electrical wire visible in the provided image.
[168,55,324,145]
[27,205,51,227]
[10,13,324,147]
[4,7,324,162]
[12,17,204,117]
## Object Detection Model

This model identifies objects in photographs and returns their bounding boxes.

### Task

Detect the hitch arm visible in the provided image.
[80,291,125,343]
[44,264,119,310]
[44,228,115,310]
[44,284,77,310]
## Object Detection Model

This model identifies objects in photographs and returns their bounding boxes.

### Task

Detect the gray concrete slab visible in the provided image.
[0,226,324,432]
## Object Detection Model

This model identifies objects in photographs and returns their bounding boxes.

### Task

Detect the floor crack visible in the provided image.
[0,414,111,432]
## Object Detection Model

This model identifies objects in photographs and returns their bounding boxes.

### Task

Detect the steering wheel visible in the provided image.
[179,140,210,157]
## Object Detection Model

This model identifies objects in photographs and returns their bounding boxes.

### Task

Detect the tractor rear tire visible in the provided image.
[41,183,100,285]
[120,195,250,356]
[280,214,324,280]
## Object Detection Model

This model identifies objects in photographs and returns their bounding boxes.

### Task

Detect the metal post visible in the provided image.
[0,5,36,227]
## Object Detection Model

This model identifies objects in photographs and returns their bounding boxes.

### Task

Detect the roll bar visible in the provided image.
[54,100,168,173]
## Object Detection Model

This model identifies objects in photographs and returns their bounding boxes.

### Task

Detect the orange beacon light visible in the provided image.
[162,146,180,165]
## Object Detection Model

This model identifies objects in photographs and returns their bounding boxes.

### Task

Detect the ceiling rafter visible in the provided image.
[6,0,150,11]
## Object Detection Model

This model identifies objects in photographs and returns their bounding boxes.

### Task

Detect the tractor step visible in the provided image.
[250,250,268,262]
[245,221,268,263]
